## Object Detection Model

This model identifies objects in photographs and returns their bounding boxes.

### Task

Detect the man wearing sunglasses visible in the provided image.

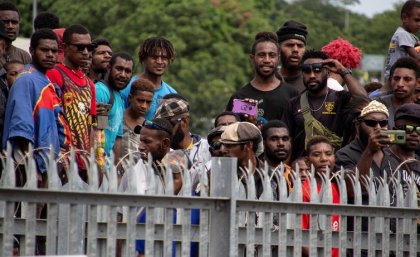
[282,50,367,162]
[335,100,393,178]
[47,24,97,174]
[385,104,420,198]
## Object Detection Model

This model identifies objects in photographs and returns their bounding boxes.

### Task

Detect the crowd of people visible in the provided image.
[0,1,419,256]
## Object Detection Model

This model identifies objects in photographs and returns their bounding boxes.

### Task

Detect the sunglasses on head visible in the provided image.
[360,119,388,128]
[397,125,420,135]
[69,43,97,52]
[301,63,324,74]
[143,120,172,135]
[211,141,222,150]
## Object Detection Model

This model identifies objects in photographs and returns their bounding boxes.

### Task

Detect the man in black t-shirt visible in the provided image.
[226,32,298,126]
[282,50,367,161]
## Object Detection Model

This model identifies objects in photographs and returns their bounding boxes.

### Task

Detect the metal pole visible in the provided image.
[32,0,37,32]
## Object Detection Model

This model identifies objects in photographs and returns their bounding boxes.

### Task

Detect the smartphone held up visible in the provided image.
[232,99,257,116]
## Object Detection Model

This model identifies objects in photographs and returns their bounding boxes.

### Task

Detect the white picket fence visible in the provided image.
[0,146,419,257]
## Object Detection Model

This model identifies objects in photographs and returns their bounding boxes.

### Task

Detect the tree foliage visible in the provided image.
[11,0,406,134]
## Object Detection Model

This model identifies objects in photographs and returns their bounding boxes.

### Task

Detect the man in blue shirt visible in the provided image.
[3,28,70,184]
[121,37,177,119]
[95,52,133,162]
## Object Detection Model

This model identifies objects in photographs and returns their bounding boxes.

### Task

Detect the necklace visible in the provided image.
[308,90,329,112]
[62,63,85,79]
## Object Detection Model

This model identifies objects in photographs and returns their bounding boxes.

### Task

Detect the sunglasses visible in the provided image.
[211,141,222,150]
[69,43,97,52]
[360,119,388,128]
[397,125,420,135]
[301,63,323,74]
[143,120,172,135]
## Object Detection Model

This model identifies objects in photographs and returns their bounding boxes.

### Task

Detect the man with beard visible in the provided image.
[95,52,133,160]
[260,120,293,191]
[377,57,419,128]
[155,97,211,165]
[121,37,177,120]
[335,100,392,177]
[89,38,112,82]
[282,50,366,161]
[0,2,31,66]
[46,24,97,174]
[226,32,298,123]
[276,20,307,93]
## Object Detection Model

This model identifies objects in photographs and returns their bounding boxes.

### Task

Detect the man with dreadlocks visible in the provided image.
[121,37,177,120]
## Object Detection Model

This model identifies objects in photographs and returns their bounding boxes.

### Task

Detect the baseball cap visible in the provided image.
[155,98,189,119]
[220,122,261,144]
[395,103,420,122]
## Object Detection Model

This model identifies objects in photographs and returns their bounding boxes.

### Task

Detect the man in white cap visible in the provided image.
[335,100,392,177]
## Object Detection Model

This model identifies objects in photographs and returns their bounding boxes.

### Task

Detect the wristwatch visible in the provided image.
[340,69,351,77]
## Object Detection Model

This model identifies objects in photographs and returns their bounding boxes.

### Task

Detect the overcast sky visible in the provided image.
[347,0,404,17]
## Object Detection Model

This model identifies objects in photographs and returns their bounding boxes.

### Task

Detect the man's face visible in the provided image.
[139,127,166,162]
[390,68,417,100]
[209,135,225,157]
[91,44,112,73]
[280,39,305,70]
[128,90,153,117]
[0,10,19,41]
[220,143,248,164]
[307,142,335,173]
[6,62,24,87]
[31,39,58,72]
[302,58,328,94]
[143,48,169,77]
[395,118,420,151]
[215,114,237,127]
[358,112,389,145]
[64,33,92,69]
[264,127,291,164]
[109,56,133,90]
[251,41,279,79]
[403,7,420,33]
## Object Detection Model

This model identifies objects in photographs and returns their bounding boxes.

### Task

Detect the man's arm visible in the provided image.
[404,46,420,61]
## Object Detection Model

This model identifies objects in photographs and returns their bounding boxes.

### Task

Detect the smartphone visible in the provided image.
[232,99,257,116]
[384,130,406,144]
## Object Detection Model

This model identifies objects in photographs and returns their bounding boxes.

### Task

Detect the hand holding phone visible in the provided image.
[232,99,257,116]
[384,130,406,144]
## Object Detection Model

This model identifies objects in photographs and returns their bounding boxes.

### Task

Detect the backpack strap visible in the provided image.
[300,92,343,149]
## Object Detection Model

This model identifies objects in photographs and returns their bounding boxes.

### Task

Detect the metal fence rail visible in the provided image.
[0,148,419,257]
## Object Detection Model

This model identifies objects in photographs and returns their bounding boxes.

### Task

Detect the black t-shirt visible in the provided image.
[226,82,299,122]
[282,90,352,160]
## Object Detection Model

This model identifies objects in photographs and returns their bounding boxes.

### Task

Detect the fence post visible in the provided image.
[209,157,237,257]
